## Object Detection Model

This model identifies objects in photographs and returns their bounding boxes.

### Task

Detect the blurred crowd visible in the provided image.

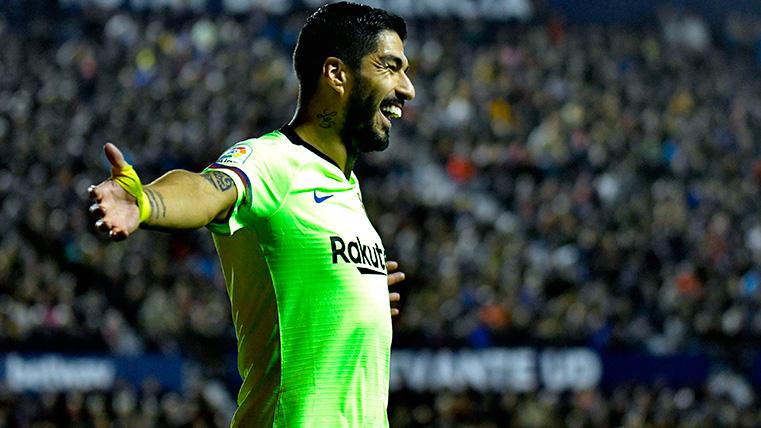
[0,379,235,428]
[389,378,761,428]
[3,1,761,426]
[4,381,761,428]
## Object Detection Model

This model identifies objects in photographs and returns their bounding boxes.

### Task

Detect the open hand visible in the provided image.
[88,143,140,241]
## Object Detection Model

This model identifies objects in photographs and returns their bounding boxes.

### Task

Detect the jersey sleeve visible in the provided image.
[203,136,295,235]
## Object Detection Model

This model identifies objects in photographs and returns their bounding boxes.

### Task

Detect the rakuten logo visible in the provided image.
[330,236,386,275]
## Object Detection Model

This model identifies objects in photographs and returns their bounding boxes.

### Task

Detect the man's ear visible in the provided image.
[322,57,349,96]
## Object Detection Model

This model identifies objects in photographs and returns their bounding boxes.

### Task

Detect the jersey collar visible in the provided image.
[280,125,342,171]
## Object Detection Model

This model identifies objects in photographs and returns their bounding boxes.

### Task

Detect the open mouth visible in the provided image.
[380,102,403,121]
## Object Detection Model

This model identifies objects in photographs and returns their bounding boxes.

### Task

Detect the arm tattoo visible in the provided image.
[156,191,166,218]
[203,171,234,192]
[317,109,337,129]
[144,189,167,220]
[145,189,157,220]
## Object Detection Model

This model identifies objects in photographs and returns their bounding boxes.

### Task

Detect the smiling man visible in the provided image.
[87,2,414,427]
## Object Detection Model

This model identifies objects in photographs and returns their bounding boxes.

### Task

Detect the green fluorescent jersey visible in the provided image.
[204,126,392,427]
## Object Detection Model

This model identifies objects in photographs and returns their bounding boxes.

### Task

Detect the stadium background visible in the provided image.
[3,0,761,426]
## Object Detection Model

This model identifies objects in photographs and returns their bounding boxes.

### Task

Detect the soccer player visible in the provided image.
[87,2,415,427]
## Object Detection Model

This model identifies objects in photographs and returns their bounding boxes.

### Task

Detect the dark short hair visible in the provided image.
[293,1,407,98]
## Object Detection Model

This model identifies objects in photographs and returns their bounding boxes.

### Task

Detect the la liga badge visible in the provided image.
[218,144,253,165]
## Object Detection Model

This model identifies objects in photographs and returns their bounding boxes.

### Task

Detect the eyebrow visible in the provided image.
[380,55,408,71]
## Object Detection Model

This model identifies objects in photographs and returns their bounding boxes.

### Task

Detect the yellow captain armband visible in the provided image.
[112,164,151,223]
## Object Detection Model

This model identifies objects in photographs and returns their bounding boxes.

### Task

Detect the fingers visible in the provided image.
[88,185,113,237]
[94,217,129,241]
[387,271,405,286]
[104,142,129,170]
[387,260,406,287]
[89,203,104,218]
[109,229,128,241]
[388,261,405,316]
[89,183,111,237]
[88,184,102,202]
[90,203,118,240]
[390,292,400,317]
[95,218,110,233]
[90,189,129,241]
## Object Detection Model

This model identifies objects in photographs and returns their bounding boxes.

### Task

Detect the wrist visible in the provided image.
[137,190,152,223]
[111,163,151,224]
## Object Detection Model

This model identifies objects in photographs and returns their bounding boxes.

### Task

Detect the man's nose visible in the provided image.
[397,72,415,101]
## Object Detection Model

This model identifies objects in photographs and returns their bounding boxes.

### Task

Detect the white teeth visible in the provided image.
[381,105,402,119]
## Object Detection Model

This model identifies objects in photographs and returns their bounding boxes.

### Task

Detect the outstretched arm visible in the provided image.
[89,143,237,240]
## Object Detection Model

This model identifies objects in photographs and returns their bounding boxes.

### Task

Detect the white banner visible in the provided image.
[5,354,116,392]
[390,348,602,392]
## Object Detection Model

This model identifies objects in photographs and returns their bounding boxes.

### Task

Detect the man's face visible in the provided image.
[341,30,416,153]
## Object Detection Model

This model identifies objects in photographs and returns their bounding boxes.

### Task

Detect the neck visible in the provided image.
[289,109,358,178]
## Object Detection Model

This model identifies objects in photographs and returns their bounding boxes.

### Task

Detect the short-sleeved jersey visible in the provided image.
[204,126,392,427]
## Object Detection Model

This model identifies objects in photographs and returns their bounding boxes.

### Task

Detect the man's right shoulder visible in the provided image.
[216,130,294,165]
[237,130,289,151]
